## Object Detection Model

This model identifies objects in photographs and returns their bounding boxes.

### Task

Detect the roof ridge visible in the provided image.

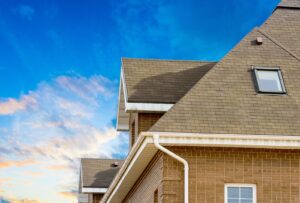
[257,28,300,62]
[121,57,218,63]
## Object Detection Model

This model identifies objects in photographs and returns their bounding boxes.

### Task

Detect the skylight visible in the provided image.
[253,67,286,94]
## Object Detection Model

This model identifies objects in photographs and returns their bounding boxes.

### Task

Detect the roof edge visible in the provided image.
[121,57,218,63]
[101,132,300,202]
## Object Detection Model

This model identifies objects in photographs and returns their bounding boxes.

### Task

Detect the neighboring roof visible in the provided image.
[122,58,216,103]
[117,58,216,131]
[277,0,300,8]
[80,158,124,189]
[150,3,300,135]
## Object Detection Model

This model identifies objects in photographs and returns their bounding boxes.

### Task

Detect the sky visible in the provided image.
[0,0,279,202]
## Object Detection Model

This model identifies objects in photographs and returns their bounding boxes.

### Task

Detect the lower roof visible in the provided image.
[80,158,124,189]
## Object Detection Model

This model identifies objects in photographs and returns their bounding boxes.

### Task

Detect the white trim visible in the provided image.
[125,102,173,112]
[117,124,129,131]
[102,132,300,202]
[121,66,128,105]
[106,140,149,202]
[82,187,107,193]
[225,184,256,203]
[143,132,300,149]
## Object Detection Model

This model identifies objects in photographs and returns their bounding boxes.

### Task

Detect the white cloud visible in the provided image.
[0,75,128,202]
[0,95,36,115]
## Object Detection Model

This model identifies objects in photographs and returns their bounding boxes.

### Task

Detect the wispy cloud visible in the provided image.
[14,4,35,21]
[0,75,128,202]
[0,159,35,169]
[0,96,36,115]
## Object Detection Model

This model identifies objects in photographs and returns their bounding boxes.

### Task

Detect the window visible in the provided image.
[225,184,256,203]
[253,67,286,93]
[154,189,158,203]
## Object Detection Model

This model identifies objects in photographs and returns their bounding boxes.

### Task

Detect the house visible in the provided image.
[78,158,123,203]
[99,0,300,202]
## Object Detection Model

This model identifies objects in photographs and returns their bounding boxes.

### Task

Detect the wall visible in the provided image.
[162,147,300,203]
[129,113,163,148]
[123,152,164,203]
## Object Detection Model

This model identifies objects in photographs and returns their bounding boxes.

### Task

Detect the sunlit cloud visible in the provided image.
[0,75,128,203]
[0,159,35,169]
[59,191,77,199]
[0,96,36,115]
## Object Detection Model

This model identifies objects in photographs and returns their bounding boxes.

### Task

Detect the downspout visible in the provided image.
[153,134,189,203]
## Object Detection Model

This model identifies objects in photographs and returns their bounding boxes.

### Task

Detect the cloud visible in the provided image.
[58,191,77,199]
[0,159,35,169]
[0,75,128,202]
[14,4,35,21]
[0,96,36,115]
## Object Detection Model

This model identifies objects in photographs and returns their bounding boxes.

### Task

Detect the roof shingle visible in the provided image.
[122,58,216,103]
[80,158,124,189]
[150,5,300,135]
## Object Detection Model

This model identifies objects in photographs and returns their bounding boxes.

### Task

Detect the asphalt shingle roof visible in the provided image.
[122,58,216,103]
[278,0,300,8]
[81,158,124,188]
[150,2,300,135]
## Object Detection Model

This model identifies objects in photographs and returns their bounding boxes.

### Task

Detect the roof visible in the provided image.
[122,58,216,103]
[150,1,300,135]
[80,158,124,189]
[117,58,216,131]
[277,0,300,8]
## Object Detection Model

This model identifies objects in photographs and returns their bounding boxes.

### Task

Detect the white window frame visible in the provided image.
[252,66,286,94]
[224,183,257,203]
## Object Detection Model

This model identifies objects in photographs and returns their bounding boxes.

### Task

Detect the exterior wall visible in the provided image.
[162,147,300,203]
[92,194,103,203]
[87,193,103,203]
[123,152,164,203]
[129,113,163,148]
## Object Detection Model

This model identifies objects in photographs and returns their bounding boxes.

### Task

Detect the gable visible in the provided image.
[150,28,300,135]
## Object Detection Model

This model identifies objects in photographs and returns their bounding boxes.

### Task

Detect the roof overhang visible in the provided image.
[101,131,300,202]
[81,187,107,193]
[116,67,173,131]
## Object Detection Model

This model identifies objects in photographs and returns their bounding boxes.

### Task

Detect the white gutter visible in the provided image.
[102,132,300,202]
[153,134,189,203]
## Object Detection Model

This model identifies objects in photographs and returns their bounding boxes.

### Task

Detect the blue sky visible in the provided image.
[0,0,279,202]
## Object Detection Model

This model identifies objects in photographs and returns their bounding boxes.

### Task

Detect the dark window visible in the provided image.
[154,189,158,203]
[253,67,286,94]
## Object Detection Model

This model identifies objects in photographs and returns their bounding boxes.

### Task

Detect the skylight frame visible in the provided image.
[252,66,287,94]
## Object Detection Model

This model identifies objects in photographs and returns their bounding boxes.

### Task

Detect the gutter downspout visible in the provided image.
[153,134,189,203]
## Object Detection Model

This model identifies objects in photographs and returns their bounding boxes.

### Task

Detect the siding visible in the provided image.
[123,152,164,203]
[163,147,300,203]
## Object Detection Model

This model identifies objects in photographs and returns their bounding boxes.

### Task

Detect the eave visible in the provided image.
[101,132,300,202]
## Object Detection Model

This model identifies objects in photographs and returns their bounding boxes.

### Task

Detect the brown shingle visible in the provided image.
[122,58,216,103]
[80,158,124,188]
[150,5,300,135]
[278,0,300,8]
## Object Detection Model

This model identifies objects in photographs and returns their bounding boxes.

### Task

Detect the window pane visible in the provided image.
[241,200,253,203]
[228,187,239,198]
[256,70,282,92]
[228,199,239,203]
[240,187,253,199]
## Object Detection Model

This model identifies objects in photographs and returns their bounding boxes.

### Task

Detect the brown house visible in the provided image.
[78,159,123,203]
[96,0,300,202]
